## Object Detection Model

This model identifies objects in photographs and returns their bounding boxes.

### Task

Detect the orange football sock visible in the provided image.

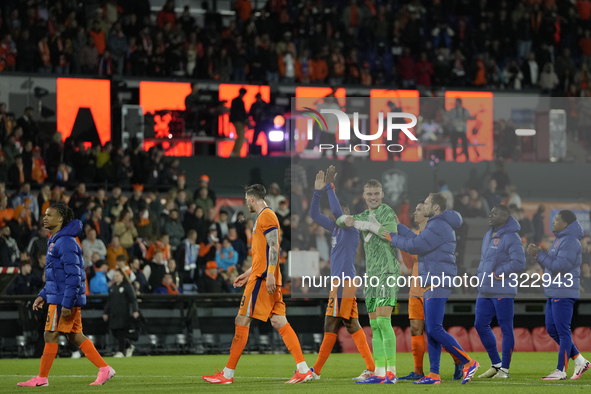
[352,329,375,372]
[442,346,461,364]
[428,372,440,380]
[312,333,337,375]
[411,335,425,375]
[278,323,305,364]
[80,339,108,369]
[226,324,250,370]
[39,343,58,378]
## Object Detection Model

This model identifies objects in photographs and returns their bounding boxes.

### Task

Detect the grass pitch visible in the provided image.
[1,352,589,393]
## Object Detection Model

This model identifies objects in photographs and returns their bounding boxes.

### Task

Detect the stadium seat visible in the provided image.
[447,326,472,352]
[531,327,560,352]
[573,327,591,352]
[513,328,534,352]
[338,326,358,353]
[468,326,486,352]
[492,326,503,352]
[393,326,408,353]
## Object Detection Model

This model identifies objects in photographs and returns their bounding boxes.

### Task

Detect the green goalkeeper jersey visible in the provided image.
[337,204,400,299]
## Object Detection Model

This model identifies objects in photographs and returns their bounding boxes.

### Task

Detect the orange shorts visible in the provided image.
[325,280,358,320]
[45,304,83,333]
[408,297,424,320]
[239,277,286,322]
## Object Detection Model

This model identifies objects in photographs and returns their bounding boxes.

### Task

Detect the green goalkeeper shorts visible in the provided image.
[365,297,397,313]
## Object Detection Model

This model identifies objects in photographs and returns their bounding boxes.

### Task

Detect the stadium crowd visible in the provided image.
[0,128,295,297]
[3,0,591,94]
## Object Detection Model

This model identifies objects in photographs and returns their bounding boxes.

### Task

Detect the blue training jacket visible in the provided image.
[536,221,583,298]
[389,210,462,288]
[309,184,359,279]
[477,216,526,296]
[38,220,87,308]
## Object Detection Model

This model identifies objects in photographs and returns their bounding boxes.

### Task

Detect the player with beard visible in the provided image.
[202,184,313,384]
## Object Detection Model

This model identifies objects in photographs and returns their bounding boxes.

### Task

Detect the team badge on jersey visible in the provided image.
[49,243,54,251]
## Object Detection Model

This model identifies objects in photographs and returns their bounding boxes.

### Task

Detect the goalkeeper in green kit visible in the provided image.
[336,178,400,384]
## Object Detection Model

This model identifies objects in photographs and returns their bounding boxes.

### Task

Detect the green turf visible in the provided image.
[1,352,589,393]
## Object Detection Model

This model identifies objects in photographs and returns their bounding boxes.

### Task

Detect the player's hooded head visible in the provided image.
[244,184,266,213]
[363,179,383,210]
[424,193,447,218]
[44,202,74,233]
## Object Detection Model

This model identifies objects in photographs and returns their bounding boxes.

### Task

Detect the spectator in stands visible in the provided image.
[17,107,39,145]
[199,226,219,268]
[175,191,189,222]
[129,184,145,214]
[157,0,177,28]
[11,202,34,250]
[134,201,159,241]
[229,88,248,157]
[216,236,238,273]
[167,258,182,289]
[87,205,110,244]
[130,257,149,294]
[177,229,199,284]
[12,182,39,221]
[214,210,230,239]
[107,254,135,283]
[265,183,284,211]
[490,161,511,193]
[7,260,42,295]
[30,147,47,185]
[27,227,49,265]
[162,209,185,251]
[227,225,246,266]
[113,210,138,255]
[68,183,88,212]
[198,261,230,293]
[160,199,175,228]
[80,35,99,74]
[153,273,182,294]
[197,174,216,202]
[148,189,163,218]
[103,268,139,358]
[0,224,20,266]
[33,252,46,279]
[106,236,128,270]
[539,61,558,91]
[89,260,110,294]
[37,185,51,216]
[469,189,489,218]
[0,194,14,227]
[437,180,454,211]
[483,179,501,211]
[82,227,107,259]
[518,208,534,242]
[503,184,522,209]
[533,205,546,243]
[107,22,127,76]
[446,98,476,161]
[195,187,214,214]
[170,176,193,206]
[144,249,167,291]
[145,234,171,263]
